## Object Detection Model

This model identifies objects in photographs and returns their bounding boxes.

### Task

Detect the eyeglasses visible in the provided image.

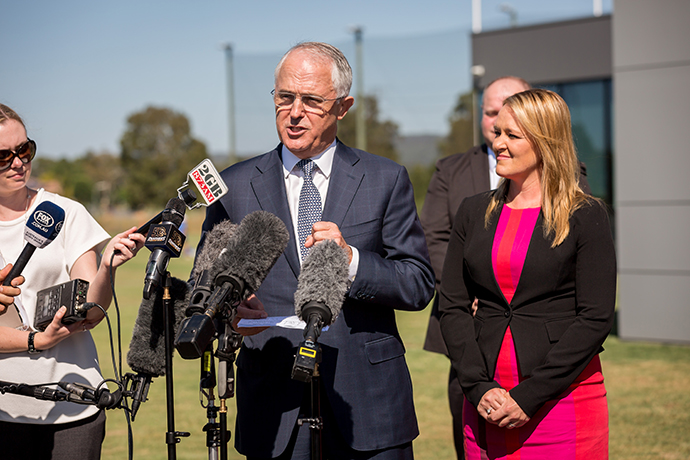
[271,89,342,115]
[0,139,36,171]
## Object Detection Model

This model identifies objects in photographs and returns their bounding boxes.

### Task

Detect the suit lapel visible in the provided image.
[510,210,546,306]
[322,141,363,227]
[250,148,301,278]
[482,202,509,305]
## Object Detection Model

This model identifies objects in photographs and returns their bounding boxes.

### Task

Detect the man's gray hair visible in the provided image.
[275,42,353,98]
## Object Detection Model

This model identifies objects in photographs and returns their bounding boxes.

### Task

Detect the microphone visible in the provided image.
[2,201,65,287]
[126,275,190,420]
[125,209,233,419]
[142,197,187,300]
[177,159,229,209]
[292,239,349,382]
[175,210,289,359]
[134,189,197,237]
[132,158,227,236]
[186,220,238,317]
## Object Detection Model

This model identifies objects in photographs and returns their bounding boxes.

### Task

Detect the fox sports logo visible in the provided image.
[34,210,55,228]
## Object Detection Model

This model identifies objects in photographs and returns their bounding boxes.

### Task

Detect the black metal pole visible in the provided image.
[219,398,228,460]
[217,358,229,460]
[163,272,189,459]
[216,323,241,460]
[309,367,323,460]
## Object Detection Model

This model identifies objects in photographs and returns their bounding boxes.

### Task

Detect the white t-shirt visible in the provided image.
[0,189,110,424]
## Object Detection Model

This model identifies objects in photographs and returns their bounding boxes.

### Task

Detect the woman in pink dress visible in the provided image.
[439,89,616,459]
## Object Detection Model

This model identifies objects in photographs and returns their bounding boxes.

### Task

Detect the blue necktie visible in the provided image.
[297,159,322,260]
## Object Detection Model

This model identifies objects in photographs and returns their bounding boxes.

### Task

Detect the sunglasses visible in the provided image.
[0,139,36,171]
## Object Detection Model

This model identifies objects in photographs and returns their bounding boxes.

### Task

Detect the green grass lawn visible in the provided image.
[90,212,690,459]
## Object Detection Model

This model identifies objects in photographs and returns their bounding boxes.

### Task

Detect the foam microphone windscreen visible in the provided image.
[191,220,238,280]
[294,239,349,325]
[185,219,239,316]
[211,210,289,297]
[127,276,190,377]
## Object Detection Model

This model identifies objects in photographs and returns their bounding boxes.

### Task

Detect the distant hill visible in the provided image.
[394,134,442,167]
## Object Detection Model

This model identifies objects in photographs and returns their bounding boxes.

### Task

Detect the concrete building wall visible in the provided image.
[472,16,611,87]
[472,3,690,343]
[614,0,690,343]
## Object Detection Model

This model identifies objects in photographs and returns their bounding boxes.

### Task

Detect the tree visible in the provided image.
[32,150,121,207]
[408,162,437,211]
[438,90,475,158]
[338,95,399,162]
[120,106,208,209]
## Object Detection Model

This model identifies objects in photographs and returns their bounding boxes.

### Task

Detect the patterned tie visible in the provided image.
[296,159,322,260]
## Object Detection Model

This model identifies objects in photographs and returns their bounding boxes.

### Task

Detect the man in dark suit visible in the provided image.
[419,76,532,458]
[199,42,434,460]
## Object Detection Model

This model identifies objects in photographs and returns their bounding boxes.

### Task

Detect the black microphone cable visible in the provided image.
[107,248,135,460]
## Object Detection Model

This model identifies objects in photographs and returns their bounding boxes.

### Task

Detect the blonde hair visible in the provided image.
[485,89,590,247]
[0,103,25,128]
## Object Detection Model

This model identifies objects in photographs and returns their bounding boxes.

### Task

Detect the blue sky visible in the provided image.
[1,0,612,159]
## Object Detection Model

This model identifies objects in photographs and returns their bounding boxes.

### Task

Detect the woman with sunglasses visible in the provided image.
[0,103,146,459]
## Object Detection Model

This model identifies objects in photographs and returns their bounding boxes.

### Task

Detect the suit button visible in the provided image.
[504,311,510,317]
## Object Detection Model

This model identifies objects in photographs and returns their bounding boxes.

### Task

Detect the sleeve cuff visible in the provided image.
[347,246,359,287]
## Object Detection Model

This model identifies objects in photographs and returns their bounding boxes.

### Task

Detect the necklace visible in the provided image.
[20,188,32,228]
[24,188,31,213]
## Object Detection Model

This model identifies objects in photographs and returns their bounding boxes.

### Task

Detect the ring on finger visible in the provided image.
[486,407,492,415]
[508,423,516,428]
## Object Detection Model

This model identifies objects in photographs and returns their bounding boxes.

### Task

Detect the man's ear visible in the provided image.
[336,96,355,120]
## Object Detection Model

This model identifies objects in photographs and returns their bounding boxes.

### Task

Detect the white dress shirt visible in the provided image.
[487,146,501,190]
[281,142,359,280]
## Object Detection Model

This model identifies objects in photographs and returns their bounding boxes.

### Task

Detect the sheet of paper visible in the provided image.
[237,315,329,331]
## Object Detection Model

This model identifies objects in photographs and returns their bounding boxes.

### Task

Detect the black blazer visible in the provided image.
[438,191,616,417]
[420,145,592,355]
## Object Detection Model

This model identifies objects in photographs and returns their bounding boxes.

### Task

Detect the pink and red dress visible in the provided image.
[463,206,608,460]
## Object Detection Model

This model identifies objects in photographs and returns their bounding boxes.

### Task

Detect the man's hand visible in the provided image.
[305,221,352,263]
[231,294,270,336]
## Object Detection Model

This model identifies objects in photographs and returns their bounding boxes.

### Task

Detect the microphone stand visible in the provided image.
[197,318,242,460]
[293,311,329,460]
[200,343,221,460]
[310,366,323,460]
[216,322,243,460]
[0,380,122,409]
[163,272,190,459]
[296,346,323,460]
[0,380,72,403]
